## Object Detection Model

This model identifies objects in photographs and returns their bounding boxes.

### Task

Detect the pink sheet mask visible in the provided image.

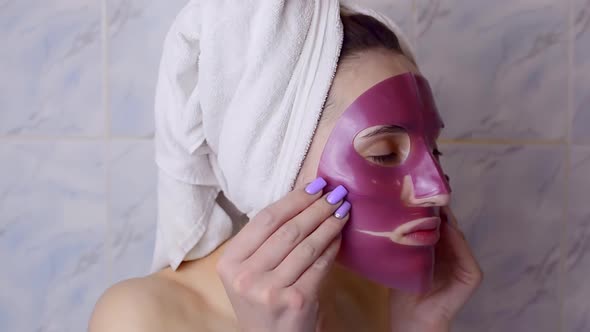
[317,72,451,293]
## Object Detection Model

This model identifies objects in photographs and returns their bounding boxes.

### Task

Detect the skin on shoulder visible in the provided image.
[89,278,163,332]
[89,244,240,332]
[88,275,214,332]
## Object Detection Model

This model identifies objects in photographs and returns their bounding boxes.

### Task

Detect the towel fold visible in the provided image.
[151,0,415,272]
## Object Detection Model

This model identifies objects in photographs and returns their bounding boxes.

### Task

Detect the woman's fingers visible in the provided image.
[273,209,350,287]
[290,235,342,297]
[217,179,350,332]
[223,178,327,263]
[216,179,352,332]
[246,188,348,271]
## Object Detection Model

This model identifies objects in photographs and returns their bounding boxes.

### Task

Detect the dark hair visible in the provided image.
[321,11,408,121]
[339,11,404,62]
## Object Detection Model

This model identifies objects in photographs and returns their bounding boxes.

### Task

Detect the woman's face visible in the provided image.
[295,49,449,208]
[294,49,451,292]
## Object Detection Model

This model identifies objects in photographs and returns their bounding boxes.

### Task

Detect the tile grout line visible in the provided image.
[102,0,110,139]
[438,138,566,146]
[558,0,575,331]
[101,0,114,287]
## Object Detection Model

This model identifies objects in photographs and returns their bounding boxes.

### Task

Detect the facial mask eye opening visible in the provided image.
[353,125,411,168]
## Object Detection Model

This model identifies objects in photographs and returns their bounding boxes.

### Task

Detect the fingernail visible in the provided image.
[326,185,348,204]
[334,201,351,219]
[305,177,327,195]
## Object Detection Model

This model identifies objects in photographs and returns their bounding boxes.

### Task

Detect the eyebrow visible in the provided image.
[361,125,406,138]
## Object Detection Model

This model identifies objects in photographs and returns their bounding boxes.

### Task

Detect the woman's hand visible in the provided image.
[389,207,483,332]
[216,178,351,332]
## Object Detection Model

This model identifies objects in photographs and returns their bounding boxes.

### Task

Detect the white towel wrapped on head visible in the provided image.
[152,0,416,272]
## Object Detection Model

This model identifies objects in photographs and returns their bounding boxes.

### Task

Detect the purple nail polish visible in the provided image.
[327,185,348,204]
[334,201,351,219]
[305,177,327,195]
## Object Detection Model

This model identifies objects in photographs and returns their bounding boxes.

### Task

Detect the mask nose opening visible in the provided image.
[411,150,451,202]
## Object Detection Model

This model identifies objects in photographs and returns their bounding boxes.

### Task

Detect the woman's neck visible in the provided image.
[158,241,237,320]
[158,241,391,330]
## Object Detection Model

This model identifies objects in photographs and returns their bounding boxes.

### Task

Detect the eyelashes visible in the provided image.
[369,149,443,164]
[369,153,399,164]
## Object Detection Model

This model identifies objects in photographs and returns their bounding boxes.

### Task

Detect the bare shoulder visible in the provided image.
[89,275,206,332]
[88,277,159,332]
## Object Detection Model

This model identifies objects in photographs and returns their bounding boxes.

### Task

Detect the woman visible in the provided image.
[90,5,482,332]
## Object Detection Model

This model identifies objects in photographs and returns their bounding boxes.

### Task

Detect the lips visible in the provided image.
[400,217,441,246]
[402,217,440,235]
[356,216,441,247]
[402,229,440,246]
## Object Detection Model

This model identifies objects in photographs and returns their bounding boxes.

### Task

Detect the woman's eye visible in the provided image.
[369,153,399,164]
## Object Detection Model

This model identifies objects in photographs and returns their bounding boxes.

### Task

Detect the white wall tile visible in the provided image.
[563,146,590,332]
[107,0,189,137]
[109,140,156,283]
[0,142,108,331]
[417,0,569,140]
[0,0,103,136]
[439,144,564,332]
[573,0,590,144]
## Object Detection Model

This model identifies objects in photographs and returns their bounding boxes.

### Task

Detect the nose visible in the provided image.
[401,175,451,207]
[400,152,451,207]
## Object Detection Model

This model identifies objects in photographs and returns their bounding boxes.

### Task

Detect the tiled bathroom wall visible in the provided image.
[0,1,588,331]
[0,1,183,331]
